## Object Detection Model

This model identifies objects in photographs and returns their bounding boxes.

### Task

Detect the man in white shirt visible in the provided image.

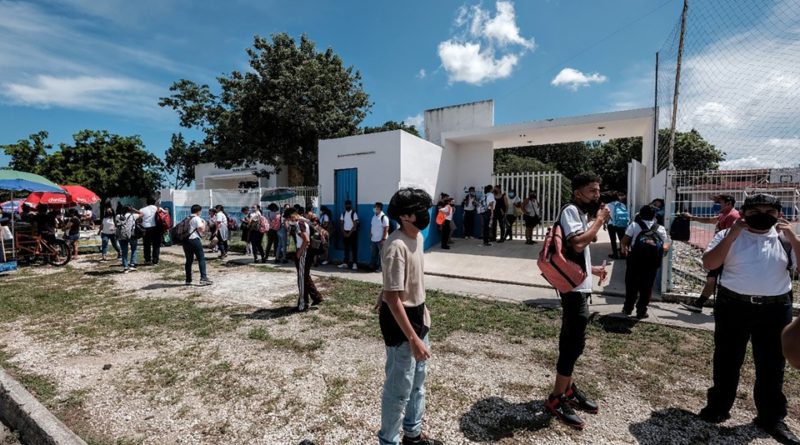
[462,186,477,239]
[213,205,229,259]
[139,196,163,265]
[480,185,496,246]
[183,204,212,286]
[620,205,671,319]
[697,194,799,444]
[370,202,390,272]
[545,172,610,431]
[339,200,360,270]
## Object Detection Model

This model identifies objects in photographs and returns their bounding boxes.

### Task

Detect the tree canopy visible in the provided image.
[2,130,163,199]
[164,133,205,189]
[159,33,372,186]
[361,121,420,137]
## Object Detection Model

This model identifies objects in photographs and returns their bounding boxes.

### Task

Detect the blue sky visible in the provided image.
[3,0,794,170]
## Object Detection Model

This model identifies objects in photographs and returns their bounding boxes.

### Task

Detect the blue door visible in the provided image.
[334,168,358,250]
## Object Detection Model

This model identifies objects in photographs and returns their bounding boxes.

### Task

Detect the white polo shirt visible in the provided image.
[371,212,389,242]
[707,227,795,296]
[139,205,158,228]
[560,204,593,293]
[341,210,359,231]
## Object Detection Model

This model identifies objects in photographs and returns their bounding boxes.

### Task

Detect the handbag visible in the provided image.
[133,221,145,239]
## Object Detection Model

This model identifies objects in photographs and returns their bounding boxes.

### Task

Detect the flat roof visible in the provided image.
[441,108,654,149]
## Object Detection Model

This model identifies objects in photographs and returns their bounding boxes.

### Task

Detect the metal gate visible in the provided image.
[491,171,568,239]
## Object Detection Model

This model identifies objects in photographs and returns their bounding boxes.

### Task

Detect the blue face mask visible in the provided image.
[508,192,516,198]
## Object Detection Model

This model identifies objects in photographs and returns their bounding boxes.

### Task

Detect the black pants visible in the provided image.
[705,288,792,425]
[215,232,228,256]
[441,221,451,248]
[343,233,358,266]
[624,257,658,315]
[266,229,278,259]
[182,238,208,282]
[464,210,476,238]
[481,212,492,245]
[492,210,506,241]
[294,249,320,310]
[250,231,265,262]
[143,226,162,264]
[608,225,626,257]
[505,214,517,240]
[557,291,590,377]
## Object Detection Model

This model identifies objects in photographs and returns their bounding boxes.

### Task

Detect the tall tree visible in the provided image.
[659,128,724,171]
[589,137,642,192]
[42,130,163,200]
[159,33,371,186]
[164,133,205,189]
[1,131,52,173]
[361,121,420,137]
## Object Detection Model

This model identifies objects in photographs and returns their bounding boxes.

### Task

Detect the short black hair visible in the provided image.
[639,205,656,221]
[241,206,249,212]
[742,193,781,211]
[484,185,494,194]
[344,200,352,206]
[375,202,383,209]
[284,208,298,218]
[468,186,475,191]
[268,203,279,212]
[215,205,224,211]
[387,187,432,222]
[571,172,602,191]
[191,204,202,214]
[146,196,157,206]
[714,194,735,206]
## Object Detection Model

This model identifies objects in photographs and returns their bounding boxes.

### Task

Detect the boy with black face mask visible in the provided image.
[545,172,610,430]
[376,188,441,445]
[697,194,800,444]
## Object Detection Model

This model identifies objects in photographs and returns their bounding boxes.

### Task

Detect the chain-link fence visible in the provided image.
[667,168,800,295]
[656,0,800,172]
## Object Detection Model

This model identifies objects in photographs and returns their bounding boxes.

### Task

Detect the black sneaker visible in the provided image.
[546,394,585,430]
[565,383,598,414]
[698,407,730,424]
[755,419,800,445]
[401,432,443,445]
[636,313,650,320]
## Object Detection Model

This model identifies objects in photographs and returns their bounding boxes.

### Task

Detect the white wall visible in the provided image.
[194,162,282,190]
[318,131,402,205]
[424,100,494,146]
[454,141,494,202]
[399,131,443,199]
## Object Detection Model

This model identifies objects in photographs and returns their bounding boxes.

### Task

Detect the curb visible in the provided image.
[422,271,628,298]
[0,368,86,445]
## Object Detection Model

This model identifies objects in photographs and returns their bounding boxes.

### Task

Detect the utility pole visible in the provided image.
[668,0,689,169]
[653,51,659,175]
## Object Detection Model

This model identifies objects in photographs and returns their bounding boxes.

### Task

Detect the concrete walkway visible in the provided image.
[306,228,717,332]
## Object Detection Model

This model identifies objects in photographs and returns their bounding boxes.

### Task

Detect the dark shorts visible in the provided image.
[66,233,80,241]
[707,267,722,279]
[523,214,541,229]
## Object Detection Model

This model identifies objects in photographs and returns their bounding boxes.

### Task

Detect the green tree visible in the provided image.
[361,121,420,137]
[164,133,205,189]
[1,131,52,173]
[159,33,371,186]
[493,152,554,174]
[659,128,724,171]
[42,130,163,200]
[589,137,642,192]
[495,142,594,180]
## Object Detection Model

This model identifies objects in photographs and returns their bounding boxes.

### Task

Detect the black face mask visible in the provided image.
[578,200,601,216]
[413,209,430,231]
[745,213,777,231]
[345,206,352,211]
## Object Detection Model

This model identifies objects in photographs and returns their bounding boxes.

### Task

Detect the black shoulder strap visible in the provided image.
[780,234,793,271]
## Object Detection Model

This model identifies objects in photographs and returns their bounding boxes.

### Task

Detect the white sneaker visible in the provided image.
[352,264,358,271]
[321,260,329,265]
[123,268,130,274]
[337,263,348,269]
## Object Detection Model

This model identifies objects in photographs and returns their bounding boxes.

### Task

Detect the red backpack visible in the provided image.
[156,208,172,231]
[259,215,269,233]
[537,206,588,293]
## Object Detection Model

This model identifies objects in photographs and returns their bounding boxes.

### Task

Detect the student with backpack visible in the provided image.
[178,205,212,286]
[339,200,360,270]
[435,196,452,250]
[480,185,496,247]
[370,202,390,271]
[115,206,143,273]
[695,194,799,444]
[264,203,280,261]
[544,172,610,431]
[607,191,630,259]
[139,197,164,266]
[213,205,230,259]
[286,207,322,312]
[246,205,267,263]
[620,205,670,319]
[240,206,252,256]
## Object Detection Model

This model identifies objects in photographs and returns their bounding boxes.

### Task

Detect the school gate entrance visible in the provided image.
[489,171,567,239]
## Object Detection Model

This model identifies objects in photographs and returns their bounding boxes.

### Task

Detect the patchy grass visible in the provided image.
[248,326,326,355]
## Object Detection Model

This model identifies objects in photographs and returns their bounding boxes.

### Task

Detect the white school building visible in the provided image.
[317,99,659,261]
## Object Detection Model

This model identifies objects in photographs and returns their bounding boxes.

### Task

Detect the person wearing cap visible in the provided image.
[697,194,799,444]
[680,194,740,313]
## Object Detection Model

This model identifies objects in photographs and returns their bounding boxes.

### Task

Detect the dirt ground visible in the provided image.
[0,246,798,445]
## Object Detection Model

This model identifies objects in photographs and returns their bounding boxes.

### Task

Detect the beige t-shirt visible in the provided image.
[381,229,430,327]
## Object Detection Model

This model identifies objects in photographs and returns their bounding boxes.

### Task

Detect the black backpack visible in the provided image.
[381,214,396,235]
[631,221,664,267]
[670,215,691,242]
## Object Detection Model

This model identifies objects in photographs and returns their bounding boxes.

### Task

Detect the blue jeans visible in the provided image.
[182,237,208,282]
[101,233,119,257]
[378,335,429,445]
[277,228,287,260]
[119,238,138,269]
[370,241,383,270]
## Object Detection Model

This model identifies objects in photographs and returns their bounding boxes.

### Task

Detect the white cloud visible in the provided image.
[3,75,154,113]
[690,102,738,129]
[720,156,782,170]
[438,1,534,85]
[416,68,427,79]
[767,137,800,149]
[551,68,607,91]
[404,113,424,130]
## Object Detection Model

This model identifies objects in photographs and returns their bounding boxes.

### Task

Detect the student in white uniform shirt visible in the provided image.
[98,208,120,261]
[138,197,162,265]
[370,202,390,272]
[620,205,671,319]
[339,200,360,270]
[545,172,610,431]
[183,204,212,286]
[696,194,799,444]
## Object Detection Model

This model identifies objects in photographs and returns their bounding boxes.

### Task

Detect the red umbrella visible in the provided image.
[25,190,72,207]
[60,185,100,205]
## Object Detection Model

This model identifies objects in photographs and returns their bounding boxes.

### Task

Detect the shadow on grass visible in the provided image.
[85,269,121,277]
[594,313,639,334]
[230,305,312,320]
[140,283,187,291]
[459,396,551,442]
[629,408,769,445]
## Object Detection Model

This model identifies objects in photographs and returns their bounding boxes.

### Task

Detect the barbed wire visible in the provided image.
[656,0,800,172]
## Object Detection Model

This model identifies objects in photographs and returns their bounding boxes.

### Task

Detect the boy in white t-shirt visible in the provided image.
[370,202,390,272]
[339,200,360,270]
[183,204,212,286]
[620,205,671,318]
